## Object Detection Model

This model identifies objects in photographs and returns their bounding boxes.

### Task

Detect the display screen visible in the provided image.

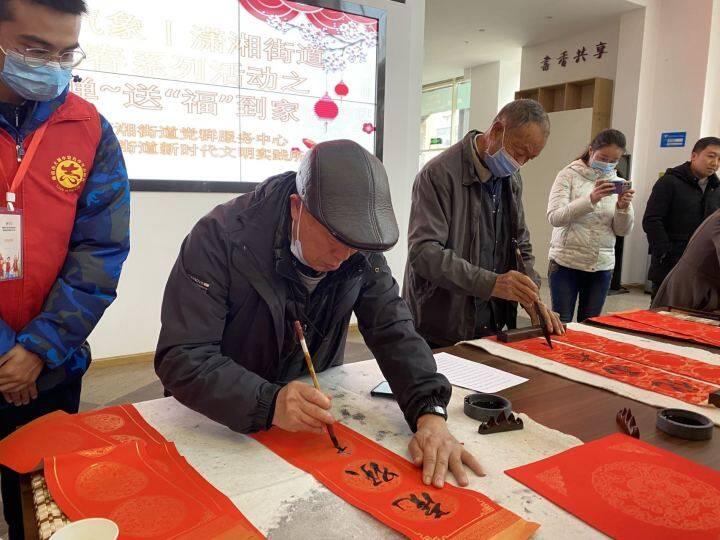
[73,0,385,192]
[239,0,383,184]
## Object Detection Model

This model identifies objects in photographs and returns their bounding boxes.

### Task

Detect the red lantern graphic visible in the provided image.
[334,81,349,98]
[314,92,339,132]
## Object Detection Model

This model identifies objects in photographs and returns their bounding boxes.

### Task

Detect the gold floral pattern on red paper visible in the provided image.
[591,462,720,530]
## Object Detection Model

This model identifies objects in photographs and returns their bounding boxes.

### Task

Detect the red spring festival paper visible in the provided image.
[0,405,265,539]
[45,441,263,539]
[553,329,720,386]
[498,332,718,405]
[0,405,168,473]
[590,310,720,348]
[506,433,720,540]
[252,422,539,539]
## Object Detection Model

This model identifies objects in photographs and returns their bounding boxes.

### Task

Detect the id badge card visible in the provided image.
[0,208,22,282]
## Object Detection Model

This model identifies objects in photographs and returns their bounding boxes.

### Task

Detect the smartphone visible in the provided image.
[611,180,632,194]
[370,380,395,399]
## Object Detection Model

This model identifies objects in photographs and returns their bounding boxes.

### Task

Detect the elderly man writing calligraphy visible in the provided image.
[155,139,483,489]
[404,99,564,346]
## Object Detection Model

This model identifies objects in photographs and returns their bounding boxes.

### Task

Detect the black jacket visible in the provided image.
[642,162,720,283]
[155,173,450,434]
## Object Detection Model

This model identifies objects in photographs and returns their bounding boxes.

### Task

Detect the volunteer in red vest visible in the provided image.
[0,0,130,537]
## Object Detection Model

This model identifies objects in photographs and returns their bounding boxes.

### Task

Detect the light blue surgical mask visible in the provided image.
[0,50,72,102]
[290,204,311,267]
[484,127,521,178]
[590,158,618,176]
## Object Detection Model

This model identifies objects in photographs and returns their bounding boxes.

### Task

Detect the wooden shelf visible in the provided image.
[515,77,614,137]
[538,85,565,113]
[515,88,539,102]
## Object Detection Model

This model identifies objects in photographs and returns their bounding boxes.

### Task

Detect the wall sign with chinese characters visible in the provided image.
[540,41,608,72]
[74,0,242,190]
[239,0,385,185]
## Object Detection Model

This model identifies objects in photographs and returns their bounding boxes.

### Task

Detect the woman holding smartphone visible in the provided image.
[546,129,635,323]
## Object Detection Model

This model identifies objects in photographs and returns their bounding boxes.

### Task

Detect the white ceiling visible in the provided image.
[423,0,643,84]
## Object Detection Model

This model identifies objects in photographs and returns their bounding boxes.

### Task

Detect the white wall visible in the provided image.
[89,0,426,359]
[520,21,620,90]
[621,0,715,285]
[466,53,522,131]
[467,62,500,131]
[498,57,522,111]
[611,9,645,154]
[701,0,720,137]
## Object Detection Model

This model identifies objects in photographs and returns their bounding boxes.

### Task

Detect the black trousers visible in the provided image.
[650,281,662,302]
[0,378,82,540]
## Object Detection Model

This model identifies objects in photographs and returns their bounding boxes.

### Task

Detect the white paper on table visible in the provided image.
[433,352,528,393]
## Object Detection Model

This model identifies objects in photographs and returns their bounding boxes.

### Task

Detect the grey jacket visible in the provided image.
[403,131,539,346]
[652,209,720,312]
[155,173,450,434]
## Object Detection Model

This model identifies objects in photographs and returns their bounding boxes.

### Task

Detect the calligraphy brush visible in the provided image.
[512,240,553,349]
[294,320,342,451]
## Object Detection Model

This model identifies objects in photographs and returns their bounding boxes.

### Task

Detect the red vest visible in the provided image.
[0,93,100,332]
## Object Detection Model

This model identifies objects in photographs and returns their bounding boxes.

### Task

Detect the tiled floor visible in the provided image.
[0,286,650,538]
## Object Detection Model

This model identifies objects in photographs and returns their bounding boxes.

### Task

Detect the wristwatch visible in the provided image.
[416,403,448,422]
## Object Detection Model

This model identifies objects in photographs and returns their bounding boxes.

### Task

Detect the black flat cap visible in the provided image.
[296,139,399,252]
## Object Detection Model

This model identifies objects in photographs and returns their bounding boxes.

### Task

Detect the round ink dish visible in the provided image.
[656,408,713,440]
[463,393,512,422]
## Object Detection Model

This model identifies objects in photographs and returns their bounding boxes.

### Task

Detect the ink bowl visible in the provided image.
[463,393,512,422]
[656,408,713,441]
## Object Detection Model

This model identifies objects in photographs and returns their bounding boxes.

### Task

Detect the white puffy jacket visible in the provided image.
[547,159,634,272]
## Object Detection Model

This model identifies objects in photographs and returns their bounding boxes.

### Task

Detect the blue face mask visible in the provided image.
[484,127,522,178]
[290,204,311,267]
[0,51,72,102]
[590,158,618,175]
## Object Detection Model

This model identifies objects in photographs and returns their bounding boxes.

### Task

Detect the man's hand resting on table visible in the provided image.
[408,414,485,488]
[272,380,335,434]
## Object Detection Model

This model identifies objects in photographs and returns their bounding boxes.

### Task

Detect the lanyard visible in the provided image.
[0,122,49,212]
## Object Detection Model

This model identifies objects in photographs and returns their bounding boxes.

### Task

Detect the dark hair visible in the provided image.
[495,99,551,137]
[692,136,720,154]
[0,0,87,21]
[580,128,627,163]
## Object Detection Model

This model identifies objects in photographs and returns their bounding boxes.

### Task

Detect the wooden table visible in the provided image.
[443,343,719,469]
[19,342,720,539]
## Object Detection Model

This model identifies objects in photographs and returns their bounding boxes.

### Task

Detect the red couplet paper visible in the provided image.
[499,335,718,405]
[554,329,720,385]
[0,405,168,473]
[590,310,720,348]
[252,422,539,539]
[45,440,263,540]
[506,433,720,540]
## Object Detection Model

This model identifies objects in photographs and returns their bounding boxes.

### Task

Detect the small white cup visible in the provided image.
[50,518,119,540]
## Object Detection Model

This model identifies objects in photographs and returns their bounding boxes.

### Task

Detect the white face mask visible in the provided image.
[290,203,311,267]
